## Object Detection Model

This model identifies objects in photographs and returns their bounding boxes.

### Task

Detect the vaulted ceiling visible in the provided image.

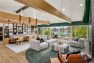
[0,0,85,23]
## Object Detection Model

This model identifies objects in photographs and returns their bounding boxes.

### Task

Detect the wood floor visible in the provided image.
[0,44,29,63]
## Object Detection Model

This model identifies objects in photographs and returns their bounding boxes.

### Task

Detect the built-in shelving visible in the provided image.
[13,23,17,35]
[0,27,3,40]
[17,24,23,34]
[4,26,9,38]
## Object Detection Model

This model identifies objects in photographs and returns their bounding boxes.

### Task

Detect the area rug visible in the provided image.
[25,47,58,63]
[6,42,30,53]
[25,46,83,63]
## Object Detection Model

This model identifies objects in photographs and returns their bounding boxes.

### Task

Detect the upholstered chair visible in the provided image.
[29,39,48,51]
[50,54,87,63]
[70,38,85,48]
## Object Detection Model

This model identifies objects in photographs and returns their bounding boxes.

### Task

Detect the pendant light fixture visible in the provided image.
[29,17,31,27]
[8,20,10,25]
[20,10,23,25]
[19,15,21,24]
[36,18,37,26]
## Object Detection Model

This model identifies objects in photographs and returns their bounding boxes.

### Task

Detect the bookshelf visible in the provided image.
[13,23,17,35]
[0,27,3,40]
[17,24,23,34]
[4,26,9,38]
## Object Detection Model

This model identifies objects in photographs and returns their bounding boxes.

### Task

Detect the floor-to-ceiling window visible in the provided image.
[72,25,88,39]
[60,26,71,37]
[38,25,88,39]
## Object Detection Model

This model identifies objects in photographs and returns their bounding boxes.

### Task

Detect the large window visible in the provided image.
[38,25,88,38]
[39,27,52,36]
[72,25,88,38]
[60,26,71,37]
[38,26,71,37]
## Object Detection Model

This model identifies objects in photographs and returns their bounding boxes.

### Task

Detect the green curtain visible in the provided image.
[83,0,90,23]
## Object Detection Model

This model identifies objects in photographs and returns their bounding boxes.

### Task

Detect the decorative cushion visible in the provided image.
[73,38,79,42]
[36,38,44,43]
[40,38,44,42]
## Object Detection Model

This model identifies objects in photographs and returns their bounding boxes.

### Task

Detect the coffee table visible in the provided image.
[51,43,69,53]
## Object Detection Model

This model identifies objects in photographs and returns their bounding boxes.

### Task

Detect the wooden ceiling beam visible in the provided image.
[0,19,19,24]
[0,11,19,21]
[15,0,71,21]
[30,18,49,24]
[0,11,49,25]
[0,18,36,25]
[37,20,49,24]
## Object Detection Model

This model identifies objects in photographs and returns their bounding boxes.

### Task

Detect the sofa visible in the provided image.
[29,39,48,51]
[70,38,85,48]
[46,39,58,46]
[41,36,58,45]
[42,36,48,42]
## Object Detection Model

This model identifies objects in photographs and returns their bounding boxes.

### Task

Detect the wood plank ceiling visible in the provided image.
[15,0,71,22]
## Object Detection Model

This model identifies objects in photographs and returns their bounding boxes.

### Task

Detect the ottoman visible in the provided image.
[46,39,58,46]
[51,43,69,53]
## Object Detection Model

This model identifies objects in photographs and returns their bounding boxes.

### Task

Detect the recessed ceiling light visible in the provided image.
[62,8,65,11]
[80,3,83,7]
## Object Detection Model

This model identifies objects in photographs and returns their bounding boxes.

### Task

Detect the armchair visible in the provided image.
[50,53,88,63]
[9,37,18,44]
[29,39,48,51]
[70,38,85,48]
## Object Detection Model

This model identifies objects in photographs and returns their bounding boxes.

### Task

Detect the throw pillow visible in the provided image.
[73,38,79,42]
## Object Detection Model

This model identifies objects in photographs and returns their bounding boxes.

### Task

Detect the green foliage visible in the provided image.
[72,26,87,38]
[60,32,63,36]
[39,29,44,35]
[44,28,51,36]
[39,28,53,36]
